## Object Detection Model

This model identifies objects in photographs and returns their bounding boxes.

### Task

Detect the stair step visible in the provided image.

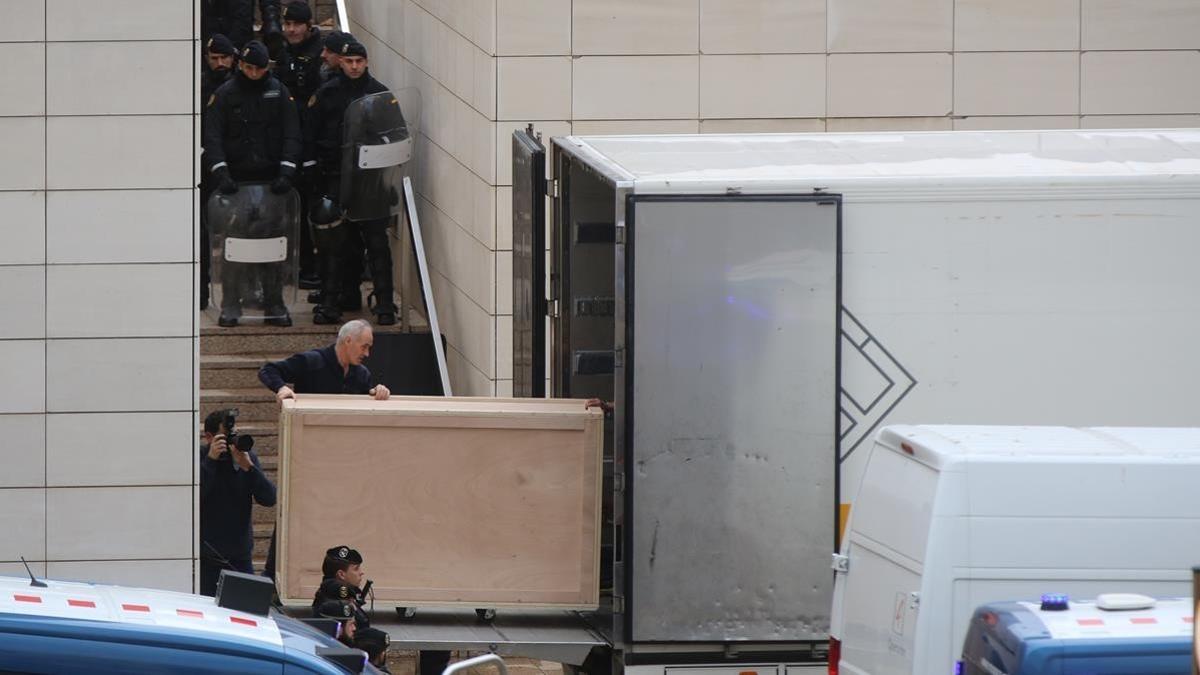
[200,354,291,390]
[201,388,280,423]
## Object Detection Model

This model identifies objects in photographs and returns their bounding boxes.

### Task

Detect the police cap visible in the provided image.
[207,33,236,56]
[315,599,355,620]
[323,30,352,54]
[325,545,363,565]
[340,41,367,59]
[282,1,313,24]
[241,40,270,68]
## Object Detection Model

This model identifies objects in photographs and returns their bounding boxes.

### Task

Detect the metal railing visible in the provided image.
[335,0,349,31]
[441,654,510,675]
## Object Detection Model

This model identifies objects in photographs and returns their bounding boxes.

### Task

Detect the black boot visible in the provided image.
[313,305,341,325]
[264,305,292,327]
[218,306,240,327]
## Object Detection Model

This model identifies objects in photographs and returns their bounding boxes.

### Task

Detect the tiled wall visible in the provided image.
[0,1,198,591]
[349,0,1200,397]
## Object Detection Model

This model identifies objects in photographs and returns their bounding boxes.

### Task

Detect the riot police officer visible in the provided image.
[205,40,301,327]
[319,31,352,81]
[274,1,324,290]
[202,0,281,52]
[200,34,238,310]
[303,41,401,326]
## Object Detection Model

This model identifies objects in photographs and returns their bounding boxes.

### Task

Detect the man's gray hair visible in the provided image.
[337,319,372,344]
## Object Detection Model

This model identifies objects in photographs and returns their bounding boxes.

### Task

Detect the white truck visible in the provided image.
[829,425,1200,675]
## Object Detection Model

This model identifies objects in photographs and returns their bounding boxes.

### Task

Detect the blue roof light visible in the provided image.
[1040,593,1070,611]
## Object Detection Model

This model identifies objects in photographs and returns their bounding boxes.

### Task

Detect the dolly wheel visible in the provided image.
[396,606,416,619]
[475,608,496,622]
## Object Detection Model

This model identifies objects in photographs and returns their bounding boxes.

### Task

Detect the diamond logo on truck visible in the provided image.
[839,308,916,460]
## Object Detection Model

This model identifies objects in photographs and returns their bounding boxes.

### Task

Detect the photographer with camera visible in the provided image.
[199,409,277,596]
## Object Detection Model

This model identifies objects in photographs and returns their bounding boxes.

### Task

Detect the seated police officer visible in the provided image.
[199,409,277,596]
[313,547,392,671]
[205,39,301,328]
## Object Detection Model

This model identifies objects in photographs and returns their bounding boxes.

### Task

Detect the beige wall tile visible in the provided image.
[700,118,826,133]
[0,192,44,265]
[496,120,571,186]
[48,559,192,593]
[700,54,825,118]
[495,379,514,397]
[0,0,45,41]
[427,264,496,380]
[571,119,699,134]
[574,56,700,120]
[0,489,45,561]
[46,486,191,560]
[48,116,191,189]
[1083,0,1200,50]
[956,0,1080,51]
[46,338,192,413]
[1080,114,1200,129]
[953,115,1080,130]
[0,118,46,190]
[47,412,193,487]
[0,44,45,116]
[497,250,513,315]
[826,116,953,131]
[1081,51,1200,115]
[573,0,699,55]
[0,341,45,413]
[828,0,953,52]
[46,264,192,339]
[700,0,825,54]
[496,314,513,380]
[415,136,493,247]
[828,53,952,117]
[0,415,45,488]
[496,186,513,251]
[47,0,191,40]
[0,266,46,339]
[48,42,191,116]
[47,190,192,264]
[955,52,1079,116]
[446,342,494,396]
[417,195,497,315]
[497,0,571,55]
[497,57,572,120]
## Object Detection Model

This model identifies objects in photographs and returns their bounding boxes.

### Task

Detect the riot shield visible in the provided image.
[339,88,422,222]
[207,183,301,324]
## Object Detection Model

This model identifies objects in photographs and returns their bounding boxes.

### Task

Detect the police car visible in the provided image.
[0,571,382,673]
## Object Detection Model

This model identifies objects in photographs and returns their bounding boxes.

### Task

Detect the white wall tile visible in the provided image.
[826,116,953,131]
[571,119,698,134]
[47,412,193,487]
[0,118,46,190]
[828,53,952,117]
[700,55,825,119]
[473,183,496,251]
[0,266,46,339]
[47,0,193,41]
[496,186,513,251]
[496,120,571,186]
[700,0,825,54]
[0,489,45,561]
[496,57,572,120]
[574,56,700,120]
[427,262,496,379]
[0,0,46,42]
[497,0,571,56]
[496,314,513,380]
[956,0,1080,51]
[573,0,699,55]
[0,561,45,576]
[0,44,45,116]
[1081,51,1200,115]
[1082,0,1200,50]
[495,379,513,397]
[46,338,192,413]
[418,196,496,313]
[48,559,193,593]
[497,250,513,315]
[446,343,494,396]
[0,415,45,488]
[953,116,1080,130]
[699,118,826,133]
[954,52,1079,116]
[47,190,192,264]
[828,0,953,52]
[48,116,192,190]
[47,486,191,560]
[472,47,497,119]
[1080,114,1200,129]
[46,264,192,339]
[0,192,45,265]
[0,341,45,413]
[48,42,192,116]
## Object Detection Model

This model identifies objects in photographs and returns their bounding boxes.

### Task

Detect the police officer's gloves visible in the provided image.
[214,166,238,195]
[270,174,294,195]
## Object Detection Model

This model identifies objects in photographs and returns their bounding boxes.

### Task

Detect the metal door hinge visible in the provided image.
[831,553,849,573]
[908,592,920,610]
[614,226,625,244]
[547,179,559,198]
[613,347,624,368]
[614,473,625,493]
[548,299,560,318]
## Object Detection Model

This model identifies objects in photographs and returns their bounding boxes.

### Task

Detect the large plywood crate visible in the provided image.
[277,395,603,609]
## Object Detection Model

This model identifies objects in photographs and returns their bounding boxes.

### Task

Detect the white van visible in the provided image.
[828,425,1200,675]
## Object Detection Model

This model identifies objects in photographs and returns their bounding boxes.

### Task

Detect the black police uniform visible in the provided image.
[312,550,393,671]
[199,34,237,311]
[303,64,399,325]
[202,0,281,50]
[205,44,301,326]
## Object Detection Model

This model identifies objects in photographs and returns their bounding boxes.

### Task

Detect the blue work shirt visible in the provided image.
[258,344,373,395]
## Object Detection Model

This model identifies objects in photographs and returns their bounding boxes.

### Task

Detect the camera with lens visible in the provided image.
[221,409,255,458]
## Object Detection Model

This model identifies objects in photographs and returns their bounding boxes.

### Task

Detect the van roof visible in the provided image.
[877,425,1200,469]
[559,129,1200,194]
